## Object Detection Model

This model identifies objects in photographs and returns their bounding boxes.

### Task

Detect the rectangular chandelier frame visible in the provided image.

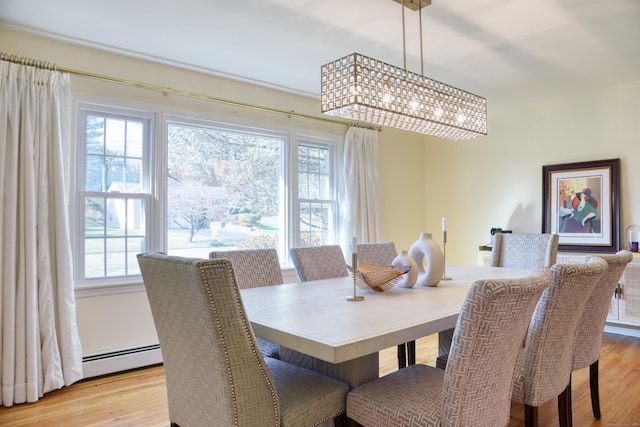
[321,53,487,140]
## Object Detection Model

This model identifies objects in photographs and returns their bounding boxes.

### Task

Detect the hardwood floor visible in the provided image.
[1,333,639,426]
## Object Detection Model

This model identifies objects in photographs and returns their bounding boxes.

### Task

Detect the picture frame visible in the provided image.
[542,158,620,253]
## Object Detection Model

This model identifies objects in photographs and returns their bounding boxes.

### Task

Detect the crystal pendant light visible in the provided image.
[320,1,487,141]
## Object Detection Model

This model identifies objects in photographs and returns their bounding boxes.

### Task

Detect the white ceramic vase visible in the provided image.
[408,232,444,287]
[392,250,418,288]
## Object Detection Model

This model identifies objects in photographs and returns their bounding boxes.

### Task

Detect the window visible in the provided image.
[297,144,336,246]
[76,105,153,288]
[75,105,340,289]
[165,116,339,263]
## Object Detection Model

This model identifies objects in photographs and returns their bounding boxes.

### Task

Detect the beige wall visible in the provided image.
[3,27,639,358]
[427,82,640,264]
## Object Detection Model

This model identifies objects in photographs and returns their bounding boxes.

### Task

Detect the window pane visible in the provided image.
[84,195,147,279]
[298,144,330,200]
[85,238,105,278]
[105,118,126,156]
[167,123,283,259]
[86,155,104,192]
[105,156,124,191]
[78,106,152,286]
[106,238,126,276]
[124,158,143,192]
[299,202,333,246]
[126,121,144,158]
[86,116,104,154]
[85,197,105,233]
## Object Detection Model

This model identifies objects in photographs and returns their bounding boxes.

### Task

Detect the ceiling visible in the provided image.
[2,0,640,109]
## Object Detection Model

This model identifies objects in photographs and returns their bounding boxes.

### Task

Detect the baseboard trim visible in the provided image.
[82,344,162,379]
[604,324,640,338]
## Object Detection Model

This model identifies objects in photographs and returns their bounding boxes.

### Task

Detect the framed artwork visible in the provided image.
[542,158,620,253]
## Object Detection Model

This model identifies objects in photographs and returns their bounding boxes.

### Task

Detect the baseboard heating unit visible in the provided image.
[82,344,162,379]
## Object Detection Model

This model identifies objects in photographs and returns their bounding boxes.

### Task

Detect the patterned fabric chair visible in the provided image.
[289,245,349,282]
[137,253,350,427]
[511,258,608,427]
[357,241,415,370]
[566,250,633,422]
[209,248,283,359]
[284,245,349,370]
[490,233,559,268]
[356,241,397,265]
[346,269,552,427]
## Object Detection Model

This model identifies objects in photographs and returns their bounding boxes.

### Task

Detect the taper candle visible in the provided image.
[442,217,447,232]
[352,236,357,253]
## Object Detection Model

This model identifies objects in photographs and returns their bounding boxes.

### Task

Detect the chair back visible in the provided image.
[210,248,283,358]
[573,250,633,370]
[512,258,607,407]
[356,241,397,264]
[440,269,552,426]
[209,248,282,289]
[490,233,559,269]
[289,245,349,281]
[137,253,280,426]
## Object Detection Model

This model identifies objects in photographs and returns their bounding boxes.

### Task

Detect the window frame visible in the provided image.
[74,101,343,293]
[74,103,155,291]
[292,135,340,248]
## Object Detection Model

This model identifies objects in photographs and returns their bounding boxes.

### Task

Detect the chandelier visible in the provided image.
[320,1,487,141]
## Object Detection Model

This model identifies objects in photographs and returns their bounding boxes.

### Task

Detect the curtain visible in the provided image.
[343,126,383,244]
[0,60,83,407]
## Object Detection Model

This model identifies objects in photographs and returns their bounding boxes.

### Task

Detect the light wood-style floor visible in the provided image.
[1,333,639,426]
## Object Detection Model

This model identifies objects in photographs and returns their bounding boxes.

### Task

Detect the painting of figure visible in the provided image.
[558,181,601,234]
[543,158,619,252]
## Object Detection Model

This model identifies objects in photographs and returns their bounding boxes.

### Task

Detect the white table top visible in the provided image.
[241,264,532,364]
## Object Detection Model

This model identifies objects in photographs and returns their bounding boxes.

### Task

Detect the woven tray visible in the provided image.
[348,262,411,292]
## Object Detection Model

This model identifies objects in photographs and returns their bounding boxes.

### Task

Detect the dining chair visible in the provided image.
[565,250,633,424]
[209,248,283,359]
[285,244,350,370]
[289,244,349,281]
[490,233,559,269]
[436,233,558,372]
[357,241,415,370]
[346,269,552,427]
[137,253,350,427]
[511,257,607,427]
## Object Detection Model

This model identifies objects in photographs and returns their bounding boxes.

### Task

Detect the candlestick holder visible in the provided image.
[347,252,365,301]
[442,231,452,280]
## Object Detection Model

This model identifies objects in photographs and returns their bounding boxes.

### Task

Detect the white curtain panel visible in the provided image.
[343,126,384,244]
[0,60,83,406]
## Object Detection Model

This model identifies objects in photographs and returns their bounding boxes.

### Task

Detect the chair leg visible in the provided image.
[557,382,571,427]
[397,343,407,369]
[566,377,573,427]
[525,404,538,427]
[590,359,601,419]
[407,340,416,365]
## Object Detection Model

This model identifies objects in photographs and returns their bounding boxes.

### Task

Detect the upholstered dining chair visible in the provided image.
[565,250,633,424]
[357,241,415,370]
[511,258,608,427]
[490,233,559,269]
[289,244,349,282]
[285,245,350,370]
[346,269,552,427]
[209,248,283,359]
[137,253,350,427]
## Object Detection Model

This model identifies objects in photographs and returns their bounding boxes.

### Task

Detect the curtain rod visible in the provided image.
[0,52,381,131]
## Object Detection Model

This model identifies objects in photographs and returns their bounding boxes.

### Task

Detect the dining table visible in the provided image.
[241,263,533,388]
